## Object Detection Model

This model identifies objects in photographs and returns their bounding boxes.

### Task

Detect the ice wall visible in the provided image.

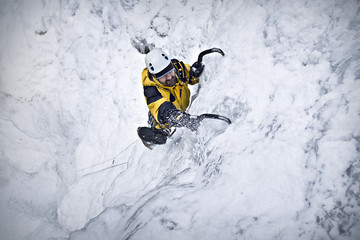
[1,0,359,239]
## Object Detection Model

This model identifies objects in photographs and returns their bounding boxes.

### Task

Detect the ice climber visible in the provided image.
[137,48,205,148]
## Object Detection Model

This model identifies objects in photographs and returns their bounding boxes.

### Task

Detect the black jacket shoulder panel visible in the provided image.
[144,86,162,105]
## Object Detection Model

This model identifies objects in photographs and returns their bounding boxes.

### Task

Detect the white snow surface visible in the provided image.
[1,0,360,239]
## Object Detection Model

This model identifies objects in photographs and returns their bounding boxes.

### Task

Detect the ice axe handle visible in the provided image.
[197,48,225,63]
[197,113,232,125]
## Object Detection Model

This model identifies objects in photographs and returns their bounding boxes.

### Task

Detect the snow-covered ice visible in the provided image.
[1,0,360,239]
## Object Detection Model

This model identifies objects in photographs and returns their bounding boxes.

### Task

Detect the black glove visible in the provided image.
[167,111,201,131]
[190,61,205,77]
[180,113,201,131]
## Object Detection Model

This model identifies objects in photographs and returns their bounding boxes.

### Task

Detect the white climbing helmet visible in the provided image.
[145,48,174,79]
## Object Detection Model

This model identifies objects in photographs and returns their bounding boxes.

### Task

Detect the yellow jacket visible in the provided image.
[142,59,199,129]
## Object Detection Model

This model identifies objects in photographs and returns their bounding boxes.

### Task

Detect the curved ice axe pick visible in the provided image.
[197,113,232,125]
[197,48,225,63]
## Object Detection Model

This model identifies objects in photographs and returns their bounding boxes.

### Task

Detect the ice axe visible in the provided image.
[197,48,225,63]
[190,48,231,125]
[197,113,232,125]
[190,48,225,77]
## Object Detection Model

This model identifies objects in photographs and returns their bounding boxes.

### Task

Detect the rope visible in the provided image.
[77,139,138,172]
